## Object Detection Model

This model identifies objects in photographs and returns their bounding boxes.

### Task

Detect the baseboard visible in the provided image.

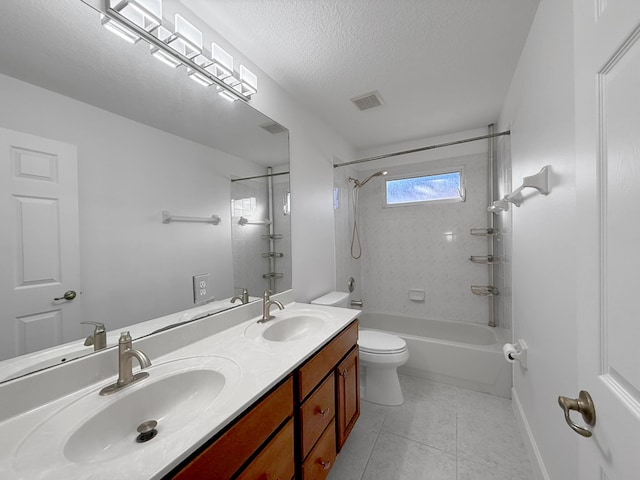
[511,387,550,480]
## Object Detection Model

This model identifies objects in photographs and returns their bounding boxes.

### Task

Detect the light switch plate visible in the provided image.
[193,273,211,304]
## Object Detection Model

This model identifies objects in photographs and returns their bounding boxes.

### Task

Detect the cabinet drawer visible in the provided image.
[172,376,293,480]
[300,372,335,458]
[301,421,337,480]
[236,418,294,480]
[298,320,358,400]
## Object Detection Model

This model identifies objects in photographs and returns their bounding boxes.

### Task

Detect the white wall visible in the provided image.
[498,0,578,478]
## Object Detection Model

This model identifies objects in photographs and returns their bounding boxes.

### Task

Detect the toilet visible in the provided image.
[310,291,409,406]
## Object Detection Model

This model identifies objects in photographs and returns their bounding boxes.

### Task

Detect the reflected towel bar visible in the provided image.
[470,255,500,265]
[238,216,272,226]
[471,285,500,296]
[162,210,221,225]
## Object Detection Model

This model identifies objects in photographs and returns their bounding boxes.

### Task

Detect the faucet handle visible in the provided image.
[263,289,273,299]
[119,331,132,344]
[81,321,105,334]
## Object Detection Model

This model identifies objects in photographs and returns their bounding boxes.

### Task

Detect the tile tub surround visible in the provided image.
[357,153,491,325]
[328,375,534,480]
[0,291,359,480]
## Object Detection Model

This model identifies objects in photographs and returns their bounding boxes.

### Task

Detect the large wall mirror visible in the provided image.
[0,0,291,382]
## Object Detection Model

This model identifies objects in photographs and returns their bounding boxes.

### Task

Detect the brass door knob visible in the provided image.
[54,290,77,301]
[557,390,596,437]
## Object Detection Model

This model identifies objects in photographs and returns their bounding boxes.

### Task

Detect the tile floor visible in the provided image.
[328,375,534,480]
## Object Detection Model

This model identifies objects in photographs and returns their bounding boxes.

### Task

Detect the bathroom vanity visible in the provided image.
[170,320,359,479]
[0,291,360,479]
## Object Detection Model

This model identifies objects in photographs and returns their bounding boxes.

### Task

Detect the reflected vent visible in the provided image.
[260,122,287,134]
[351,91,384,111]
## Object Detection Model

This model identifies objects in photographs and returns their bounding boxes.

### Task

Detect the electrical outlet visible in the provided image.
[192,273,211,304]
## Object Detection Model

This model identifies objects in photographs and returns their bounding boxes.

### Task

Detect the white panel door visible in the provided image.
[574,1,640,478]
[0,128,82,361]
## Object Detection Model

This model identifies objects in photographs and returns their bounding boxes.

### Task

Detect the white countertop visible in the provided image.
[0,294,359,480]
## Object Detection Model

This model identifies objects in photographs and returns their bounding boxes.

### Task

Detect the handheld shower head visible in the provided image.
[349,170,388,188]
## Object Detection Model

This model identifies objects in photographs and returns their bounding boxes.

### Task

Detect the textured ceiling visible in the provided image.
[181,0,539,151]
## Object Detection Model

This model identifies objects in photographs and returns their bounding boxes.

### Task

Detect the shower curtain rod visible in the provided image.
[333,130,511,169]
[231,171,290,182]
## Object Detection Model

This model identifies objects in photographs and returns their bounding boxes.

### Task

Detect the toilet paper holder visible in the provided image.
[503,339,528,369]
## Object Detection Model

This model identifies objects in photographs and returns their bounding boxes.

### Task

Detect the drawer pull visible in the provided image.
[317,407,331,419]
[339,369,348,378]
[320,459,331,470]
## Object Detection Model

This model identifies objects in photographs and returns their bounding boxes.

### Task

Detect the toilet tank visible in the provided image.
[310,291,349,308]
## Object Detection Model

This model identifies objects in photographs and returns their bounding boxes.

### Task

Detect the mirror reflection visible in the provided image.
[0,0,290,382]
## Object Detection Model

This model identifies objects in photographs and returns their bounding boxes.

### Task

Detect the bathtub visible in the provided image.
[358,312,512,398]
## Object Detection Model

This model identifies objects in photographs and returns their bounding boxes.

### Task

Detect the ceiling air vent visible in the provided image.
[350,91,384,111]
[260,121,287,134]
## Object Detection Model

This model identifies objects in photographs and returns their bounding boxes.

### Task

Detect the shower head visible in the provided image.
[349,170,388,188]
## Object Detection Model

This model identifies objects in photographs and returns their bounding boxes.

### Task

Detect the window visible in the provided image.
[231,196,257,216]
[385,170,464,206]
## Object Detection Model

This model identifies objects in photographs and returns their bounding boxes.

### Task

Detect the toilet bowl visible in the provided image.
[358,329,409,406]
[309,292,409,406]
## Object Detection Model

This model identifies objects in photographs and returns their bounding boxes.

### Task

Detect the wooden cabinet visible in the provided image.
[171,377,294,480]
[297,321,358,400]
[236,418,295,480]
[301,421,337,480]
[297,320,359,479]
[336,347,360,451]
[300,373,335,458]
[168,319,359,480]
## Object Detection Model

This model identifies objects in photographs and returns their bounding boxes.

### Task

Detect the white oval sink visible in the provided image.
[14,356,240,474]
[263,316,324,341]
[244,309,330,342]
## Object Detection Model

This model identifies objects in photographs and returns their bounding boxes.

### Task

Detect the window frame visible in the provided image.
[382,166,466,208]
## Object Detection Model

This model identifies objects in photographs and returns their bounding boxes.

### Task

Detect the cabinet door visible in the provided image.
[336,347,359,451]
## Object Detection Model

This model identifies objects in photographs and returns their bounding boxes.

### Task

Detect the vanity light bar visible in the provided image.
[165,14,202,59]
[236,65,258,96]
[187,54,215,86]
[101,14,140,43]
[108,0,162,32]
[100,2,255,101]
[211,43,234,80]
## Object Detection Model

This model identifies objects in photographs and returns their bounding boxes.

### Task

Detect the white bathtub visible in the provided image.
[358,312,512,398]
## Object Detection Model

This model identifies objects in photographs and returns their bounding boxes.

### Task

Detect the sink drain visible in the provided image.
[136,420,158,443]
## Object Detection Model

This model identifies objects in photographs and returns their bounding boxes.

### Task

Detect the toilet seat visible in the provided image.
[359,330,407,355]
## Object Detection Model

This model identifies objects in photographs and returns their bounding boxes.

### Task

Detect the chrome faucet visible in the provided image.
[81,321,107,351]
[99,331,151,396]
[258,290,284,323]
[231,288,249,305]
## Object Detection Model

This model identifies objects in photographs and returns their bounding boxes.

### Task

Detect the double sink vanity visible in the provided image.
[0,290,360,479]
